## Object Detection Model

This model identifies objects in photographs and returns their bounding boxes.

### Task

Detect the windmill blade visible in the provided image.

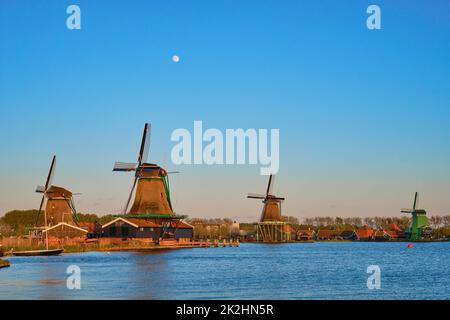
[36,185,45,193]
[401,208,414,213]
[271,197,285,201]
[167,171,180,174]
[44,155,56,191]
[413,192,419,210]
[123,176,138,214]
[34,195,46,226]
[137,123,151,165]
[113,162,138,171]
[266,174,274,196]
[247,193,266,199]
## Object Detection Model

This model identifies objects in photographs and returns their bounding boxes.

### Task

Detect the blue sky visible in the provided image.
[1,0,450,220]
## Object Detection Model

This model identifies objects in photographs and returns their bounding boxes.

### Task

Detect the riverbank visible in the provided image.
[0,258,10,268]
[0,240,215,256]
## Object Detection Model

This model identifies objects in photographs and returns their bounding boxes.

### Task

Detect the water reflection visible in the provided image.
[1,243,449,299]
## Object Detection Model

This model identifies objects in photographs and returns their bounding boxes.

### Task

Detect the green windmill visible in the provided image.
[401,192,429,241]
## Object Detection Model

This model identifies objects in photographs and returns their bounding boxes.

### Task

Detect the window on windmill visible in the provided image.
[140,227,144,232]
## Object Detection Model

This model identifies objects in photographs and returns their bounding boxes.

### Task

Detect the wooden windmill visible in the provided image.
[113,123,175,216]
[110,123,192,243]
[247,175,291,242]
[247,174,285,222]
[14,155,83,256]
[35,155,79,227]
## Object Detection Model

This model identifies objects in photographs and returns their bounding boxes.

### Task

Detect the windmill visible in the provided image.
[247,175,291,242]
[36,156,79,226]
[14,155,72,256]
[247,174,285,222]
[401,192,429,241]
[111,123,190,243]
[113,123,175,216]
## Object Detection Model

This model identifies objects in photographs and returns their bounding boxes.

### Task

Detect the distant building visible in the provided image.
[340,230,357,240]
[356,225,375,241]
[317,229,342,240]
[296,229,315,241]
[385,223,405,239]
[373,230,391,241]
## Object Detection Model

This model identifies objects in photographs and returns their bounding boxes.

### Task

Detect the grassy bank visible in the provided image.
[0,258,10,268]
[0,242,209,256]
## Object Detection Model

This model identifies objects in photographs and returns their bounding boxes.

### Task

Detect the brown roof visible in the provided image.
[125,218,159,228]
[297,229,315,236]
[374,230,388,237]
[356,225,374,239]
[282,224,295,233]
[169,220,194,229]
[385,230,401,238]
[387,223,403,232]
[78,222,95,230]
[317,230,341,238]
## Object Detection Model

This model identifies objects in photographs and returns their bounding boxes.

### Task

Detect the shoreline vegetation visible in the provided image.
[1,210,450,256]
[0,243,211,257]
[0,258,10,268]
[2,238,448,257]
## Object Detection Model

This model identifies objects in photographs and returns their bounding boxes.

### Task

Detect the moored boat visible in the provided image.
[12,249,63,256]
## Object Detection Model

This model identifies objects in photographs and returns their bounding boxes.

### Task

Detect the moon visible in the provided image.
[172,55,180,63]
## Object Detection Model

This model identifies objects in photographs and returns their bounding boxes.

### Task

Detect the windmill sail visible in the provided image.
[138,123,151,164]
[113,162,138,171]
[266,174,273,195]
[45,155,56,190]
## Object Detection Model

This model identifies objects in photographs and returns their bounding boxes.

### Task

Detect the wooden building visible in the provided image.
[43,222,88,238]
[316,229,342,240]
[296,229,315,241]
[355,225,375,241]
[102,217,193,242]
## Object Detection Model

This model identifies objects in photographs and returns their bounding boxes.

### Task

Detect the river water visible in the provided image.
[0,242,449,299]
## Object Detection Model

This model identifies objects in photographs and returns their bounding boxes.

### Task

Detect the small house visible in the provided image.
[296,229,315,241]
[317,229,342,240]
[356,225,375,241]
[340,230,357,240]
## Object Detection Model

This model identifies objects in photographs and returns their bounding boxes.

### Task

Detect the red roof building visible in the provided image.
[356,225,375,240]
[317,229,342,240]
[297,229,315,241]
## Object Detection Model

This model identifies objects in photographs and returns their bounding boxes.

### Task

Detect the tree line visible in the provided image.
[0,210,114,236]
[2,209,450,238]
